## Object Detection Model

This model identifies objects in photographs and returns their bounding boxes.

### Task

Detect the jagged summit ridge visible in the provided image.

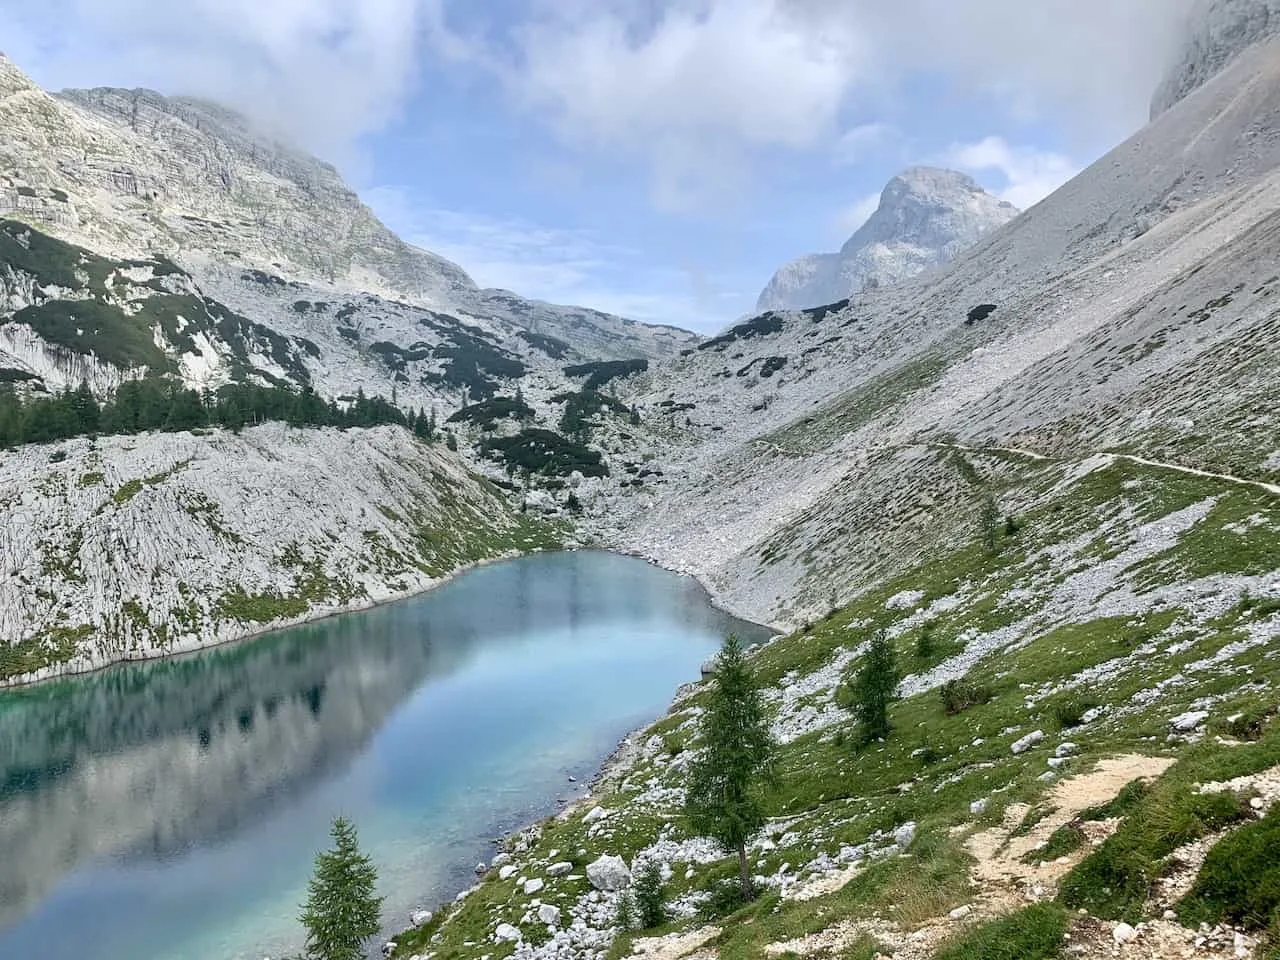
[756,166,1018,312]
[1152,0,1280,117]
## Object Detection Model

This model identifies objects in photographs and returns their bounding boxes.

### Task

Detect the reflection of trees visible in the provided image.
[0,552,765,933]
[0,607,456,930]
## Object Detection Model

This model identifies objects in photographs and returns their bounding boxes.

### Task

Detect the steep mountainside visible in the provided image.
[0,57,696,381]
[756,168,1018,312]
[1152,0,1280,116]
[0,423,561,686]
[586,31,1280,629]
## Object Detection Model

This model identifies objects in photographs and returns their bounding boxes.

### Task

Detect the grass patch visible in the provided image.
[1022,823,1086,864]
[1177,806,1280,931]
[935,903,1067,960]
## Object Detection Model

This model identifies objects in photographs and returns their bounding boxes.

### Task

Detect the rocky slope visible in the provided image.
[391,435,1280,960]
[0,423,561,686]
[755,168,1018,312]
[590,28,1280,630]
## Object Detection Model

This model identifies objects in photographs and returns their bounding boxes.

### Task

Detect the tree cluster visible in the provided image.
[0,380,439,450]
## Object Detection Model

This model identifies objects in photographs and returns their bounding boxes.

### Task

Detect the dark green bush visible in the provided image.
[940,679,994,715]
[633,859,667,929]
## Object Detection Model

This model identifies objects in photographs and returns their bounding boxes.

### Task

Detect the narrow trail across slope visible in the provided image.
[941,443,1280,497]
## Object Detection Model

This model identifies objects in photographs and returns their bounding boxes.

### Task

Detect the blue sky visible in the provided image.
[0,0,1193,331]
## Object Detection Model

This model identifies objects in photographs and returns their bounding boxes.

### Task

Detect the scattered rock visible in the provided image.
[1113,922,1138,944]
[499,865,518,881]
[537,903,561,926]
[583,805,609,824]
[949,905,972,920]
[1171,710,1210,732]
[523,878,545,895]
[495,922,522,943]
[409,909,432,926]
[894,822,917,849]
[547,861,574,877]
[587,854,631,891]
[1011,730,1045,755]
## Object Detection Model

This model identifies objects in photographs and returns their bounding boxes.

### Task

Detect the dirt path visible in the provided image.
[965,755,1176,900]
[941,442,1280,497]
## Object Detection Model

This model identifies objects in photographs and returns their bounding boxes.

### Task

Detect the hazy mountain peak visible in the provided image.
[757,166,1018,313]
[1152,0,1280,117]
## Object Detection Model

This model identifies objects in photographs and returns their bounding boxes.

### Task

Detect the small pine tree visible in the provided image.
[685,635,776,899]
[915,620,936,660]
[851,628,900,744]
[633,858,666,929]
[299,817,383,960]
[980,494,1001,554]
[614,887,637,931]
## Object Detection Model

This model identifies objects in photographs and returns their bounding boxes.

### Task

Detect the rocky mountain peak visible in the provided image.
[756,166,1018,313]
[1151,0,1280,117]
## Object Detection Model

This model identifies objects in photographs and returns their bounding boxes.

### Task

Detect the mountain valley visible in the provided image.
[2,3,1280,959]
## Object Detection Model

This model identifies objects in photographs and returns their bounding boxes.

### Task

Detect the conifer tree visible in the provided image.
[850,628,899,744]
[299,816,383,960]
[980,494,1001,554]
[633,858,666,928]
[685,634,776,899]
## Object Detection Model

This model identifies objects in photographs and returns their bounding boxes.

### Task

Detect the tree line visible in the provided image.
[0,380,442,450]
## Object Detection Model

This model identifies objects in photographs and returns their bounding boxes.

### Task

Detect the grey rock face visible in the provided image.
[1152,0,1280,117]
[756,167,1018,312]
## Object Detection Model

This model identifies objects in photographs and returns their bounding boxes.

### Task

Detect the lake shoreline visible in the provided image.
[0,548,536,692]
[2,541,779,694]
[384,553,780,952]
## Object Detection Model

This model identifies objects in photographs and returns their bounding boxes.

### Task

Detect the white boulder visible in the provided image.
[495,922,522,942]
[1011,730,1045,755]
[586,854,631,891]
[537,903,562,926]
[1171,710,1209,732]
[1112,922,1138,944]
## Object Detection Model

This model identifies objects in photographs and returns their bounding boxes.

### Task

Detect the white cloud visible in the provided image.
[491,1,869,210]
[831,191,881,237]
[943,136,1080,209]
[0,0,427,168]
[427,0,1192,207]
[364,186,728,329]
[832,122,897,165]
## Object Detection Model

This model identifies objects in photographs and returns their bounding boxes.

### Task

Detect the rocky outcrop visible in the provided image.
[1151,0,1280,117]
[756,167,1018,312]
[0,423,554,686]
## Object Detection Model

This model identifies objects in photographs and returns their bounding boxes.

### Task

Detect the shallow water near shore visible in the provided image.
[0,550,770,960]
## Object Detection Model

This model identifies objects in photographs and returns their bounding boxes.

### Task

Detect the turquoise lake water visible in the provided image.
[0,551,770,960]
